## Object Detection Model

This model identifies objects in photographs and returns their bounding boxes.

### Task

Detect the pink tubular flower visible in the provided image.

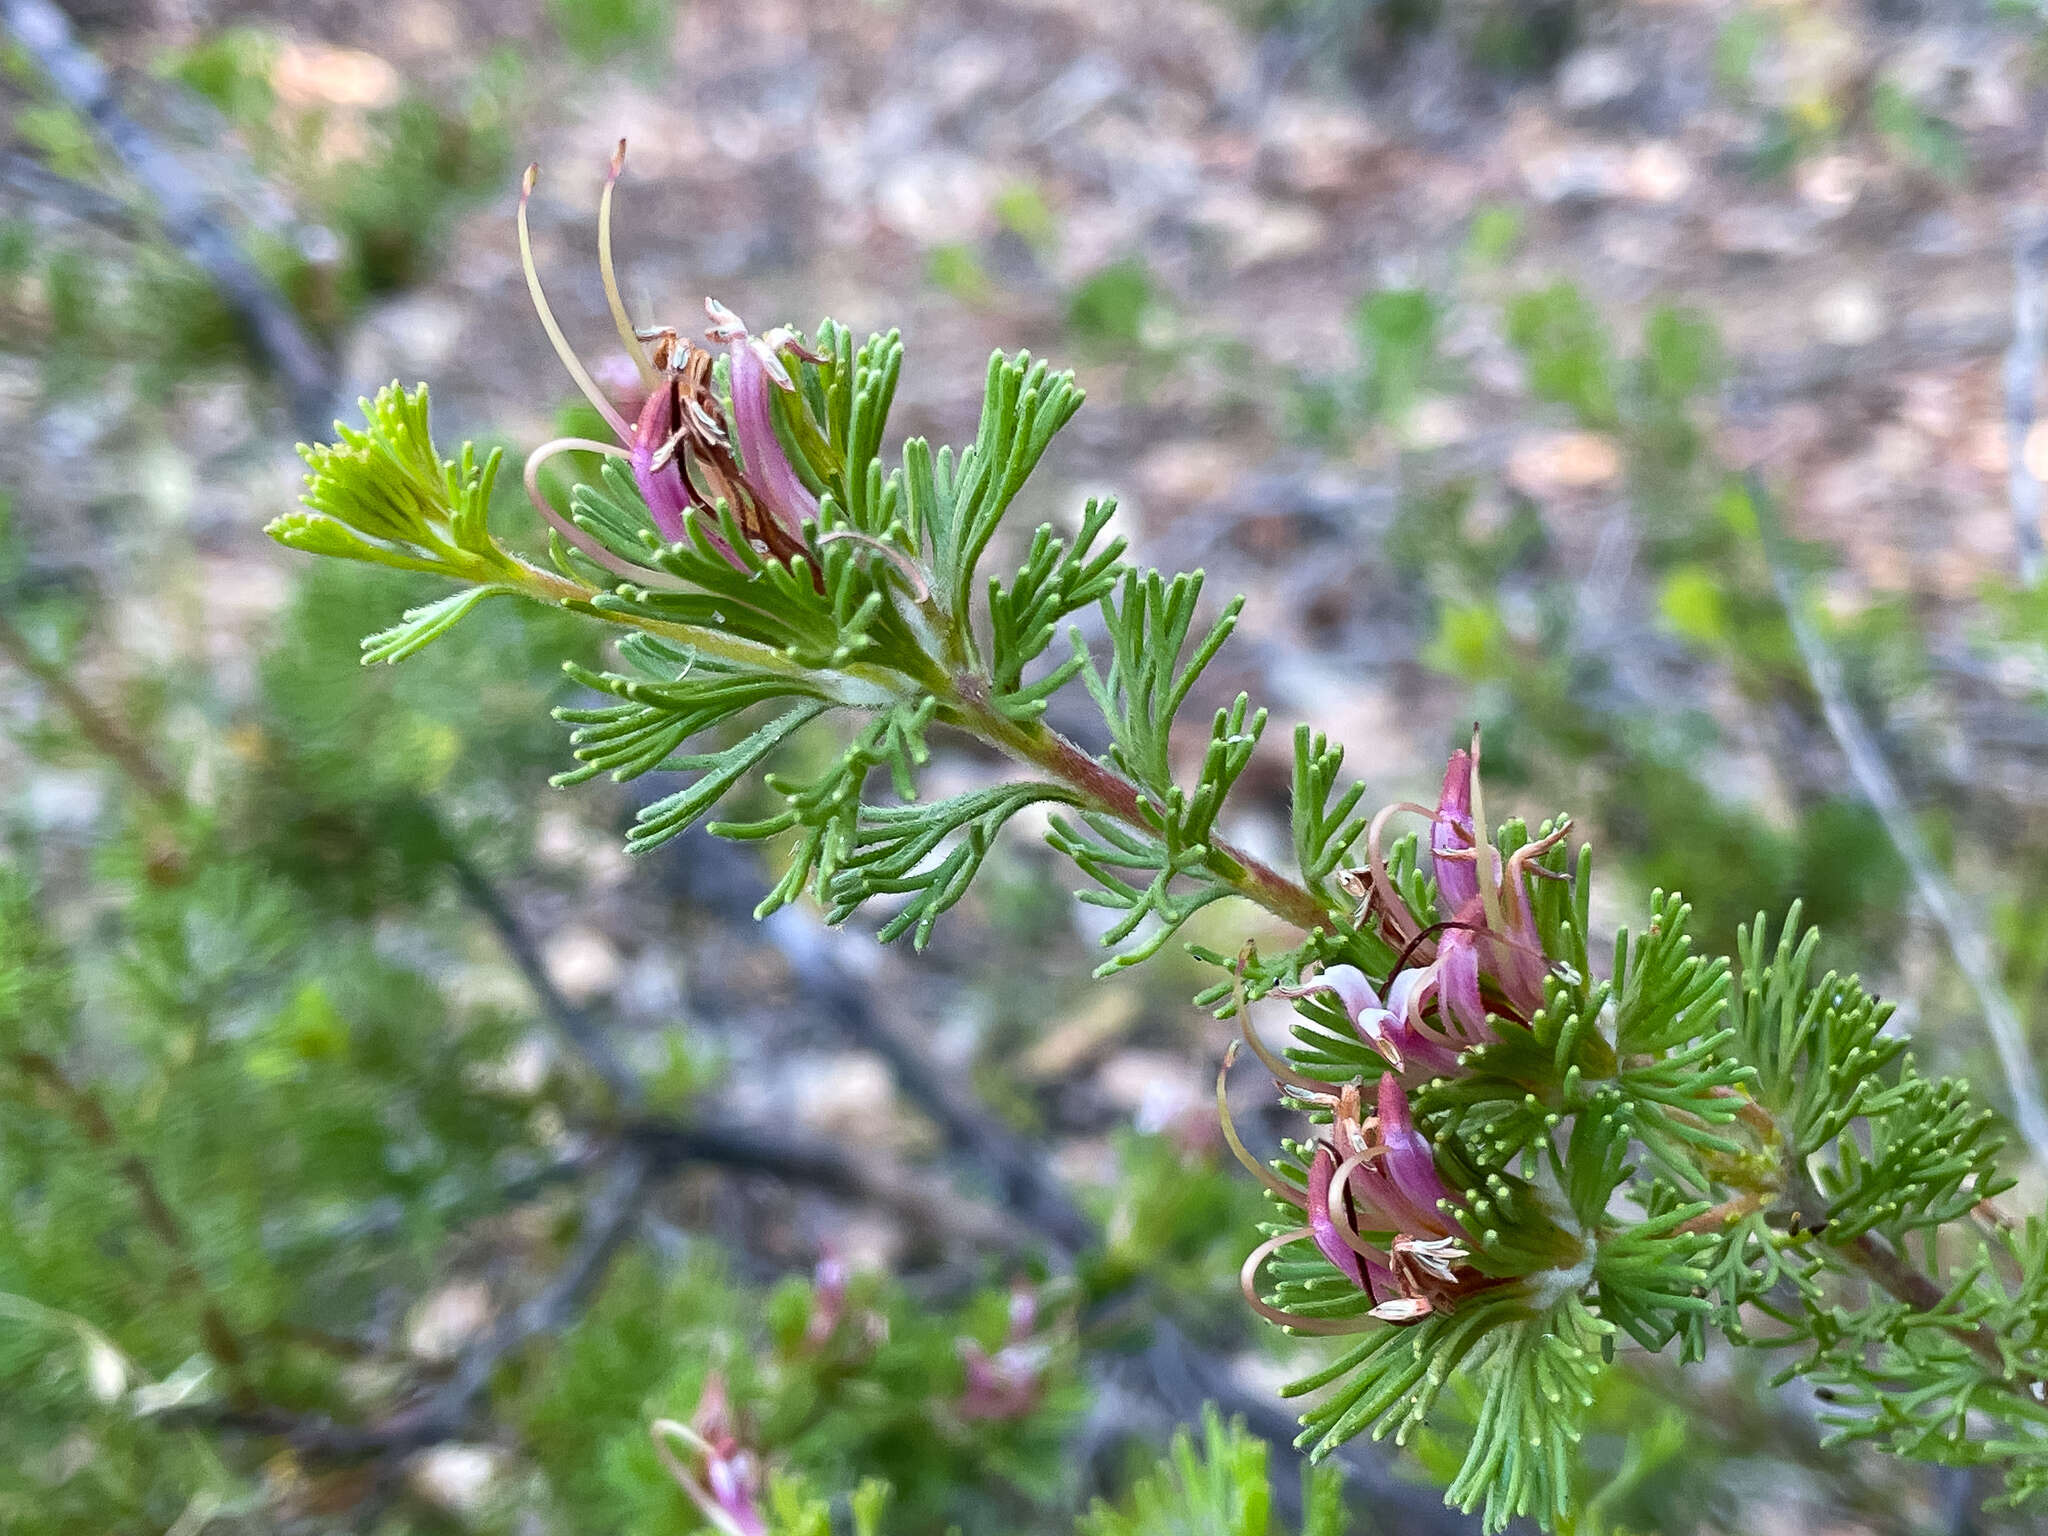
[1275,961,1469,1077]
[955,1283,1051,1421]
[1281,727,1571,1082]
[649,1374,767,1536]
[514,144,829,584]
[1392,732,1569,1017]
[1219,727,1579,1332]
[1222,1042,1484,1328]
[1429,749,1482,917]
[803,1250,849,1352]
[706,298,822,537]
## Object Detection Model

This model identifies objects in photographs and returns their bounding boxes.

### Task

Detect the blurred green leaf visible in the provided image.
[1354,287,1440,423]
[1069,258,1158,350]
[1506,283,1617,428]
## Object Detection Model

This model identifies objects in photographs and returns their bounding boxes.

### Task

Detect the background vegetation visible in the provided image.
[7,0,2048,1530]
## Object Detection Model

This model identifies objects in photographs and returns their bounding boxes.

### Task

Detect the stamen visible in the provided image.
[1333,1083,1371,1158]
[1216,1043,1309,1209]
[1393,1232,1468,1282]
[648,421,691,474]
[519,164,631,441]
[1229,962,1328,1095]
[1466,725,1509,940]
[1326,1152,1398,1267]
[599,140,659,392]
[1239,1229,1385,1336]
[704,296,747,343]
[1368,1296,1433,1323]
[1334,867,1372,927]
[1363,800,1437,945]
[524,437,692,590]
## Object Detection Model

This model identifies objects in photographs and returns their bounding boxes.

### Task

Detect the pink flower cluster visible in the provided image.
[515,144,830,586]
[955,1283,1052,1421]
[1228,734,1568,1329]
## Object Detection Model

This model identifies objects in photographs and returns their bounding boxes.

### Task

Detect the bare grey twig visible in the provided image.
[1753,477,2048,1168]
[0,148,139,236]
[407,1143,654,1438]
[0,0,334,436]
[760,904,1100,1255]
[622,1115,1031,1254]
[428,808,644,1110]
[196,1145,657,1460]
[2005,218,2048,588]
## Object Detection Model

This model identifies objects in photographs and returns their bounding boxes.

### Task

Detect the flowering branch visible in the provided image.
[268,149,2048,1533]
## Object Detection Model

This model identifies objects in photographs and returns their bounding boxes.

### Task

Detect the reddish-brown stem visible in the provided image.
[0,611,184,812]
[1769,1167,2015,1381]
[1676,1188,1770,1234]
[13,1051,254,1398]
[948,680,1335,936]
[1837,1227,2009,1377]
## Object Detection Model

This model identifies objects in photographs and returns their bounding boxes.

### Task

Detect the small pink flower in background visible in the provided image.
[649,1373,767,1536]
[803,1250,849,1352]
[955,1283,1052,1421]
[795,1250,889,1357]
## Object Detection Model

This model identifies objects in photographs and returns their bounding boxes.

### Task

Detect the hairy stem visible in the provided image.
[948,680,1335,935]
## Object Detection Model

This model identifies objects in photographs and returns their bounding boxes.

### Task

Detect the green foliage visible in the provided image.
[1869,81,1967,182]
[916,346,1089,635]
[0,225,244,398]
[244,553,594,913]
[3,492,1104,1534]
[9,102,97,180]
[1079,1408,1345,1536]
[264,266,2048,1536]
[518,1254,1083,1535]
[273,382,522,582]
[1505,283,1616,428]
[1081,1131,1270,1331]
[0,849,544,1529]
[930,242,995,303]
[1047,572,1273,973]
[1353,288,1440,423]
[1713,10,1769,97]
[1676,909,2048,1507]
[161,25,277,123]
[322,75,518,297]
[1288,727,1370,896]
[548,0,677,62]
[995,182,1060,251]
[1285,1296,1606,1531]
[1462,205,1524,269]
[1069,259,1160,351]
[273,342,1124,966]
[152,26,514,308]
[985,497,1126,718]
